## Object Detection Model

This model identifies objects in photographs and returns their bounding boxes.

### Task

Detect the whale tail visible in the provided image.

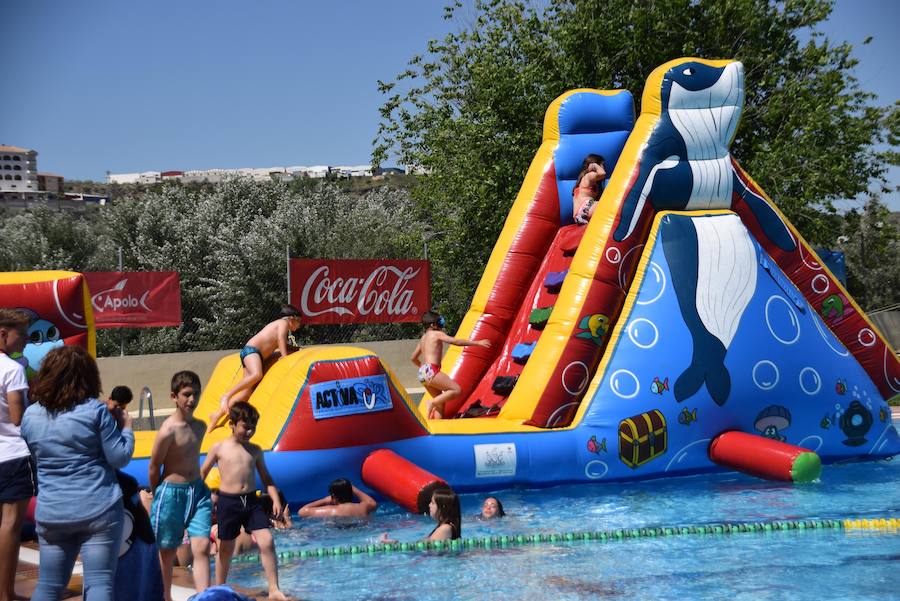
[675,336,730,406]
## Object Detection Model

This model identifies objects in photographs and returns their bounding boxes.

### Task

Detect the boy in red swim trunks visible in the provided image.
[411,311,490,419]
[209,304,301,433]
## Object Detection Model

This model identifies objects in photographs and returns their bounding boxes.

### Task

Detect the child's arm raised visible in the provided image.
[148,425,173,491]
[255,446,281,518]
[437,331,491,349]
[297,495,334,517]
[352,485,378,514]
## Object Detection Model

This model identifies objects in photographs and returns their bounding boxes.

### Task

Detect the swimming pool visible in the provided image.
[228,460,900,599]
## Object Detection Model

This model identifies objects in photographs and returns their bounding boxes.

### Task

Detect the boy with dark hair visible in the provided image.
[0,309,32,601]
[297,477,378,519]
[148,370,211,601]
[412,310,491,419]
[209,304,302,433]
[201,401,289,600]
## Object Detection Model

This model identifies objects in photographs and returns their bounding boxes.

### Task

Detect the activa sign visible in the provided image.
[290,259,430,324]
[310,374,393,419]
[84,272,182,328]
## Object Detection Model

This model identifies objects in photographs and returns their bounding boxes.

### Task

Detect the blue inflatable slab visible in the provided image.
[511,342,536,363]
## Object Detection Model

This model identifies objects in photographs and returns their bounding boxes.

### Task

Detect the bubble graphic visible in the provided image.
[627,318,659,349]
[752,360,779,390]
[636,262,666,306]
[561,362,590,395]
[584,460,609,479]
[765,296,800,345]
[799,367,822,395]
[858,328,876,347]
[605,247,621,264]
[811,274,829,294]
[797,435,823,452]
[610,369,640,399]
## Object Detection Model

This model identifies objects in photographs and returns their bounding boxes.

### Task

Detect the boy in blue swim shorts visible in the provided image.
[148,370,212,601]
[208,304,302,433]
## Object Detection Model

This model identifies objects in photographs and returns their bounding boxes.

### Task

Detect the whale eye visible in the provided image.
[682,67,695,76]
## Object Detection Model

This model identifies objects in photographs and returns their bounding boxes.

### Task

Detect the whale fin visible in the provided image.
[674,336,731,406]
[732,171,796,252]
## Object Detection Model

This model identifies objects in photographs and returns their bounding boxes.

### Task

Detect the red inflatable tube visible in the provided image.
[361,449,450,514]
[709,431,821,483]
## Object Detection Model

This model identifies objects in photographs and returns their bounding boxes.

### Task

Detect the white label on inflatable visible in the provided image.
[474,443,516,478]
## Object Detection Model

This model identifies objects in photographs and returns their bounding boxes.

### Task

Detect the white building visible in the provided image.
[0,145,39,193]
[107,171,161,184]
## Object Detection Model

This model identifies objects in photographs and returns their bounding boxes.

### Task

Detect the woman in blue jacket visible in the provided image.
[22,345,134,601]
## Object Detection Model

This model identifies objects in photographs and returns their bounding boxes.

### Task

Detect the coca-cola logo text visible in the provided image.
[91,279,152,313]
[300,265,418,318]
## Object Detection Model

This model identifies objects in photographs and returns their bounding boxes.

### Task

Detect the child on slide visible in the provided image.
[572,153,606,225]
[208,305,302,433]
[411,311,490,419]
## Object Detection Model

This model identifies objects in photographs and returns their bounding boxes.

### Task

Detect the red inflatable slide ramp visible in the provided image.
[361,449,450,514]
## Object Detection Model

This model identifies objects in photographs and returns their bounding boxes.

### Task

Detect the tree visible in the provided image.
[375,0,898,319]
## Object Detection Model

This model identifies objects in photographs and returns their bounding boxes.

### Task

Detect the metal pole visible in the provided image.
[285,244,291,304]
[118,247,125,356]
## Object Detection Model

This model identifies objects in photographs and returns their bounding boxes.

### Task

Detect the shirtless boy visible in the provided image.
[149,371,212,601]
[209,304,302,433]
[148,371,211,601]
[297,478,377,519]
[411,311,491,419]
[201,401,289,600]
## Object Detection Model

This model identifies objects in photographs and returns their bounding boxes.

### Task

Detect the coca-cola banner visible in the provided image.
[84,271,182,328]
[289,259,431,324]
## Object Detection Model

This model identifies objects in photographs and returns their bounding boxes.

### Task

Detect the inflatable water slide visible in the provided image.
[121,58,899,509]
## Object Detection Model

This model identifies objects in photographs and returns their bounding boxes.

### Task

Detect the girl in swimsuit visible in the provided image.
[572,153,607,225]
[379,487,461,543]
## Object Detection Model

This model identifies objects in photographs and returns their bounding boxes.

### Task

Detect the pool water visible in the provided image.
[229,460,900,600]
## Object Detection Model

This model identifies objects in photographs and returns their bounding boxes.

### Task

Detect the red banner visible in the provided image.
[289,259,430,324]
[84,272,181,328]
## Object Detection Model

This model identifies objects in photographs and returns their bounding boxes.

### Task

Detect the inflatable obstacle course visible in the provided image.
[121,58,900,505]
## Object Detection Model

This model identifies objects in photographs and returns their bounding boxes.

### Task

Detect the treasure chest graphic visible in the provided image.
[619,409,667,468]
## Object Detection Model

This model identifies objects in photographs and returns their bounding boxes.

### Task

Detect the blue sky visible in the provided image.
[2,0,897,209]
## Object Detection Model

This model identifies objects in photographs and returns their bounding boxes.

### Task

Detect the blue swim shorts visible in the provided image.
[239,345,262,367]
[150,479,212,549]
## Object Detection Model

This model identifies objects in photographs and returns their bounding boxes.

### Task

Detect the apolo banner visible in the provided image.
[289,259,430,324]
[84,271,181,328]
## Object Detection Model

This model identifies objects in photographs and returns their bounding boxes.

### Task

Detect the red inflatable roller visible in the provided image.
[361,449,450,514]
[709,431,821,483]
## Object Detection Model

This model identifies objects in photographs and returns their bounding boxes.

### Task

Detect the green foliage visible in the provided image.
[0,179,425,355]
[375,0,898,318]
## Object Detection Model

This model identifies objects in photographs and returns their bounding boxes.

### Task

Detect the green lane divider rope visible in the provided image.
[231,516,899,565]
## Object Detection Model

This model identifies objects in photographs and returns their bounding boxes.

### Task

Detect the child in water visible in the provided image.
[381,488,461,543]
[411,311,490,419]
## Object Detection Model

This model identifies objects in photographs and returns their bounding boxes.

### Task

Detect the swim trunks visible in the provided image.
[216,491,270,540]
[239,346,262,367]
[150,479,212,549]
[418,363,440,384]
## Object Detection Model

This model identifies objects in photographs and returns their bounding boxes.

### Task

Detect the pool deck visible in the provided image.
[14,404,900,599]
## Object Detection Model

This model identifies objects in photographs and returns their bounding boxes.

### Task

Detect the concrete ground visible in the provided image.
[98,339,422,418]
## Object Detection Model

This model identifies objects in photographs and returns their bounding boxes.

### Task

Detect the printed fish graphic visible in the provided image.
[678,407,697,426]
[650,377,669,395]
[835,379,847,395]
[820,413,834,429]
[586,435,607,454]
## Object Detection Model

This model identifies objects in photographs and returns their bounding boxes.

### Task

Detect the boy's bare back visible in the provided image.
[209,438,261,494]
[418,329,450,366]
[246,319,291,360]
[152,414,205,484]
